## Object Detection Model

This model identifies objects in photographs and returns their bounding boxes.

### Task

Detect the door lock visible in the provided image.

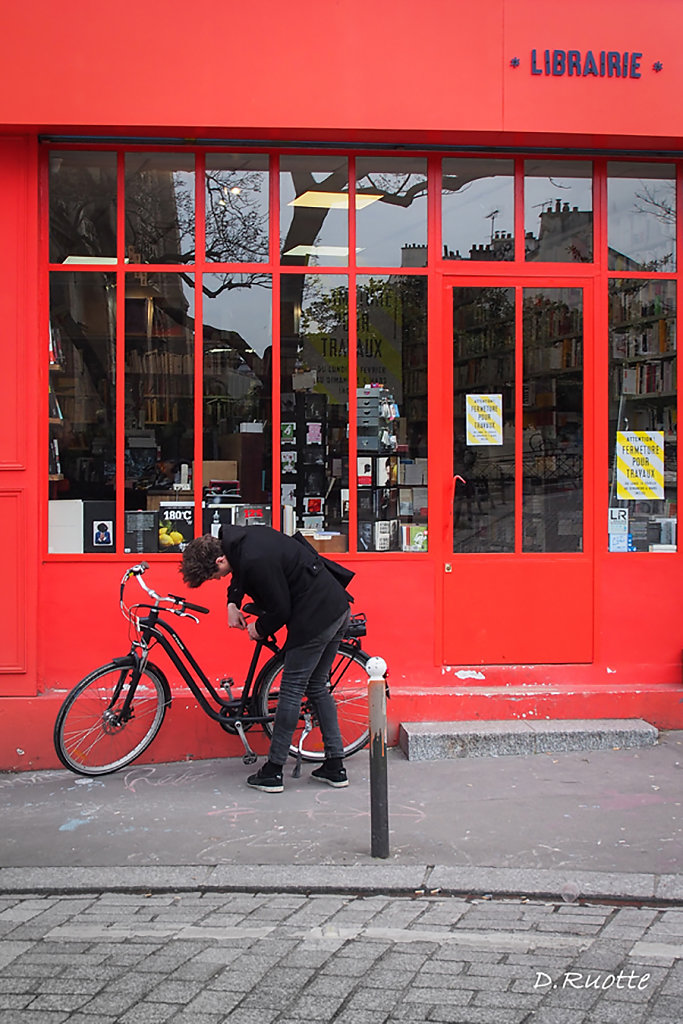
[445,563,452,573]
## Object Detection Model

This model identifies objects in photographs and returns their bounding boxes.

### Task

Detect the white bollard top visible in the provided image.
[365,656,387,678]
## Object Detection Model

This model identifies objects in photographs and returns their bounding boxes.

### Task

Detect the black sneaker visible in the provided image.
[247,763,284,793]
[311,760,348,788]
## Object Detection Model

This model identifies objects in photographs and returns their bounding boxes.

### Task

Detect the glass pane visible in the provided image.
[442,158,514,261]
[608,162,676,272]
[356,276,428,552]
[452,287,515,552]
[124,273,195,554]
[203,273,273,533]
[125,153,195,264]
[356,157,427,267]
[49,151,117,264]
[48,272,116,553]
[205,154,269,263]
[280,275,349,548]
[280,156,348,267]
[608,279,677,551]
[522,289,583,552]
[524,161,593,262]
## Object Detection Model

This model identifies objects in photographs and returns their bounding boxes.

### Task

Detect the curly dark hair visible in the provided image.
[180,534,223,588]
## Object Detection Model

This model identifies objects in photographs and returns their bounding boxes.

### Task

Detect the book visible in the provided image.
[402,524,428,551]
[357,457,373,486]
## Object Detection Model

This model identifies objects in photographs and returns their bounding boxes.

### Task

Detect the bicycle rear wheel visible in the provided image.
[54,659,170,776]
[256,642,370,761]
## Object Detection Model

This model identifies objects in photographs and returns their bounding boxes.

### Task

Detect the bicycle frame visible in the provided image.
[131,603,281,728]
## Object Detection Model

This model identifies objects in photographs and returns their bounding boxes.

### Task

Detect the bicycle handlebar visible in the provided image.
[120,563,210,618]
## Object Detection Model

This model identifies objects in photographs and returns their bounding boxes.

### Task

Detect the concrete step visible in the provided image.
[398,718,659,761]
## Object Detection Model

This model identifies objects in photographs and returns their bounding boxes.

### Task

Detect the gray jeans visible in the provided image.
[268,608,350,766]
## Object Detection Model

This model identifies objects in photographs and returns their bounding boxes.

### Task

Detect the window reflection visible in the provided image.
[356,158,427,267]
[442,159,514,261]
[357,277,427,551]
[280,275,349,548]
[524,161,593,262]
[203,274,272,532]
[280,156,349,267]
[48,272,117,552]
[608,279,676,550]
[205,154,269,264]
[49,151,117,263]
[608,163,676,272]
[452,288,516,553]
[124,274,195,554]
[125,153,195,264]
[522,289,584,552]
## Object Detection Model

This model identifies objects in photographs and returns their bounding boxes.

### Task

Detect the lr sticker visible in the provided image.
[616,431,664,500]
[608,507,629,552]
[466,394,503,446]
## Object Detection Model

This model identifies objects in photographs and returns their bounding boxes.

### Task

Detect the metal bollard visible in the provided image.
[366,655,389,859]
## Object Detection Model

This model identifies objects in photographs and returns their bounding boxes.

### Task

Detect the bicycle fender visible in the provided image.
[145,661,172,700]
[253,652,284,696]
[106,657,173,705]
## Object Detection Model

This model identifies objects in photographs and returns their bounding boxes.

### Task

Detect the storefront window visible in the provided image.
[280,156,349,267]
[49,151,117,264]
[125,153,195,264]
[124,274,195,554]
[522,288,584,551]
[205,154,269,263]
[46,148,681,563]
[608,163,675,272]
[48,272,117,552]
[356,276,427,551]
[356,158,427,267]
[442,158,514,261]
[525,161,593,262]
[280,275,349,548]
[202,274,272,534]
[452,287,516,552]
[608,279,677,551]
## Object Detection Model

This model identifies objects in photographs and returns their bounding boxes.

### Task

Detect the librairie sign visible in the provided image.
[528,49,645,78]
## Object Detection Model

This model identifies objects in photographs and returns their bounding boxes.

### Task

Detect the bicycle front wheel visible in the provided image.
[256,642,370,761]
[54,659,170,776]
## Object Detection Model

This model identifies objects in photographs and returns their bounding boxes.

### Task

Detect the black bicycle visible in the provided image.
[53,562,376,777]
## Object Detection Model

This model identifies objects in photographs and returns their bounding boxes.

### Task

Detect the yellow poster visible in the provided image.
[466,394,503,446]
[616,431,664,500]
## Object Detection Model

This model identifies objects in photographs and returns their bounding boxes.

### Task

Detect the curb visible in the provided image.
[2,864,683,905]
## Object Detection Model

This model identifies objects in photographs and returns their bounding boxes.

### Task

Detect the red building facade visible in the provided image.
[3,0,683,770]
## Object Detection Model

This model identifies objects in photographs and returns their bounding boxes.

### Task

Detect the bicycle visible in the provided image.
[53,562,378,777]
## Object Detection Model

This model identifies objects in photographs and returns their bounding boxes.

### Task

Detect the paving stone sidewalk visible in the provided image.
[2,890,683,1023]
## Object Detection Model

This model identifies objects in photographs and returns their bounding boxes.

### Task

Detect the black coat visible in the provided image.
[219,526,352,648]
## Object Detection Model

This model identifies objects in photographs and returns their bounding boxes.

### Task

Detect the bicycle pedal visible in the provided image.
[219,677,235,699]
[242,753,257,765]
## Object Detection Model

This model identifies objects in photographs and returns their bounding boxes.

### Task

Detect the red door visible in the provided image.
[441,278,594,665]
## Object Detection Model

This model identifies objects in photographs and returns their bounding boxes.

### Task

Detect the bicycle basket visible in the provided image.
[345,612,367,638]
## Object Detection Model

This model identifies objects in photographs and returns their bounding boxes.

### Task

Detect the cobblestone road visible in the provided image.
[2,890,683,1023]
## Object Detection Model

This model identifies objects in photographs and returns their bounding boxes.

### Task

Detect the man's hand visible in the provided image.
[246,621,261,642]
[227,602,247,629]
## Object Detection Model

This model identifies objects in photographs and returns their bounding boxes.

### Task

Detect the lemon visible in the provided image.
[158,533,175,547]
[169,531,184,545]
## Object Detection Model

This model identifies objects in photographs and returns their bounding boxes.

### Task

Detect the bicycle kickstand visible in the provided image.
[233,720,258,765]
[292,712,313,778]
